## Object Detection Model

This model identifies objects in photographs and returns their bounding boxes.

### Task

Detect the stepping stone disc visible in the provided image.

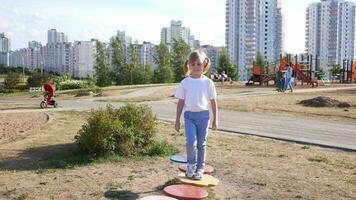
[178,164,214,174]
[140,195,178,200]
[164,184,208,200]
[170,154,187,163]
[178,173,219,187]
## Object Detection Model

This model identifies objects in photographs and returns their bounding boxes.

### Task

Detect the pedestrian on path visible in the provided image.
[174,50,218,180]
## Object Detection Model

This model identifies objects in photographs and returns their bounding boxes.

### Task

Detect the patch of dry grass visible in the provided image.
[0,111,355,199]
[219,89,356,123]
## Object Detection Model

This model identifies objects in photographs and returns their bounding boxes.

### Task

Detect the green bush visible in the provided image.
[75,104,158,156]
[4,72,20,90]
[59,80,87,90]
[27,71,52,87]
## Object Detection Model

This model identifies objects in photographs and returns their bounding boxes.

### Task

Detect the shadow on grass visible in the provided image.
[0,142,177,172]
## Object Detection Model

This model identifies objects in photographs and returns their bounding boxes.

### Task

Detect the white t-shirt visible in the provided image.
[175,75,217,112]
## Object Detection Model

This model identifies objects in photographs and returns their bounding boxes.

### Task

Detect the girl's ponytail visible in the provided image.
[203,57,211,75]
[184,60,190,76]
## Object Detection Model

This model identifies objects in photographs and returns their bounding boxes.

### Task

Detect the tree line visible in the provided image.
[94,38,238,87]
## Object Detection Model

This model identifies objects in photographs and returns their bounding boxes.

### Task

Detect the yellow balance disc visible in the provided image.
[178,173,219,187]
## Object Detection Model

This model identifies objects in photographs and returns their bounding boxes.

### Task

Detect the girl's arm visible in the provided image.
[175,99,185,132]
[210,99,218,130]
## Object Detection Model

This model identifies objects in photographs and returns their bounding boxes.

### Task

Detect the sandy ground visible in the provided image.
[0,112,48,144]
[0,111,355,200]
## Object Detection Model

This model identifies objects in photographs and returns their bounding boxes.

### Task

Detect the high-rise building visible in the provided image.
[138,41,157,70]
[47,29,68,44]
[226,0,283,80]
[71,40,97,78]
[200,45,224,74]
[43,29,71,74]
[161,20,198,48]
[305,0,355,77]
[9,41,43,70]
[0,33,11,66]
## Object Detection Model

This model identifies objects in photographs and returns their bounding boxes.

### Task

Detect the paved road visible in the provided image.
[1,86,356,151]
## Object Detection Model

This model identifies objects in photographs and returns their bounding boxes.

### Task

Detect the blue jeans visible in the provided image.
[284,78,294,91]
[184,111,210,171]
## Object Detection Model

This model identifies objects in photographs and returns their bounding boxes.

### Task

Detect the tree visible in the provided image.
[254,51,265,66]
[218,50,238,81]
[127,43,141,85]
[111,37,127,85]
[94,41,112,87]
[27,71,52,87]
[153,43,174,83]
[316,68,326,80]
[142,64,153,84]
[171,39,191,82]
[330,64,342,80]
[4,72,20,90]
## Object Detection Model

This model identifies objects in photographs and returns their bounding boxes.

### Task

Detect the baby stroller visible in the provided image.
[40,83,58,109]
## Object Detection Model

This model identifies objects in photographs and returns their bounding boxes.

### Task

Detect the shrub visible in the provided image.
[27,71,52,87]
[75,104,158,156]
[4,72,20,90]
[59,80,87,90]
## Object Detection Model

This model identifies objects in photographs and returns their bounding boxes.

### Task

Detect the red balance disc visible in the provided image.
[164,184,208,200]
[178,164,214,174]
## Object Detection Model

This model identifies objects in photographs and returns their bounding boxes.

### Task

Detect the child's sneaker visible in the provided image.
[193,169,204,180]
[185,164,196,179]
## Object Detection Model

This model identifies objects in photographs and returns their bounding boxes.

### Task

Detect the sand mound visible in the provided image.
[298,96,351,108]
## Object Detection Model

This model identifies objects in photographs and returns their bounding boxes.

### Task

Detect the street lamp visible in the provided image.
[21,55,25,83]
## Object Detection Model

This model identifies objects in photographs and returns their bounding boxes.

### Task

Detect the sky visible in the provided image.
[0,0,351,54]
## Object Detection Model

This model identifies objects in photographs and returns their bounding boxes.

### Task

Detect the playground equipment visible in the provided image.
[280,54,318,87]
[246,63,277,86]
[340,60,356,83]
[40,83,58,109]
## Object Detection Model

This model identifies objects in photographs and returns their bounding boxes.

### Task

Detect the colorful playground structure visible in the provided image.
[246,54,356,87]
[340,59,356,84]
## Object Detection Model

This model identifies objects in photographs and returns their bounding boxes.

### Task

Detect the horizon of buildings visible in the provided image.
[2,21,222,78]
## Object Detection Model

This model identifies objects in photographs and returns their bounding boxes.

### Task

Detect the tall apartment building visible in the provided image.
[306,0,355,77]
[226,0,283,80]
[0,33,11,66]
[43,29,72,74]
[161,20,199,48]
[9,41,42,70]
[139,42,157,70]
[200,45,224,74]
[71,40,97,78]
[47,29,68,44]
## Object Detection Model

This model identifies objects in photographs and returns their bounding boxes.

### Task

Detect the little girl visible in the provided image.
[175,50,218,180]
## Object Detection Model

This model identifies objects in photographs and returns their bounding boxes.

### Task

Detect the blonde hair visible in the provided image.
[183,50,211,76]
